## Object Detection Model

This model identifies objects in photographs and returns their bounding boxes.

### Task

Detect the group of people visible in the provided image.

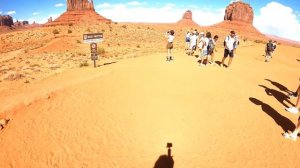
[166,29,240,68]
[265,40,277,62]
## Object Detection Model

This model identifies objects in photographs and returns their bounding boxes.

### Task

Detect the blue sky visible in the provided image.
[0,0,300,41]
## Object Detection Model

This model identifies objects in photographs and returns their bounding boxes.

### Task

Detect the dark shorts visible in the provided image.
[167,42,173,49]
[186,37,190,43]
[224,49,234,58]
[266,51,272,56]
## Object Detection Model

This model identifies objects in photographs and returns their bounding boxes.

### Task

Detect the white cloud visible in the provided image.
[126,1,145,6]
[0,11,2,14]
[55,3,64,7]
[7,11,16,15]
[254,2,300,42]
[33,12,40,16]
[96,3,224,26]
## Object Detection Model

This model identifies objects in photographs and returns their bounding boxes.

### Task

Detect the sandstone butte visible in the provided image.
[46,0,111,26]
[0,15,14,27]
[212,1,264,39]
[177,10,199,26]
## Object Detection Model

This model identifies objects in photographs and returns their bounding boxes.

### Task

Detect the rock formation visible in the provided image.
[224,1,254,24]
[14,20,29,27]
[67,0,94,11]
[47,0,110,26]
[0,15,13,27]
[177,10,199,26]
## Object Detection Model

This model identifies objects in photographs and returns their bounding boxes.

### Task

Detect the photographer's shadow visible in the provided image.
[154,155,174,168]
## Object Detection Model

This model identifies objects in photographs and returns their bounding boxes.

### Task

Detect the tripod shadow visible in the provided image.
[154,155,174,168]
[259,85,294,108]
[249,97,295,132]
[265,79,292,94]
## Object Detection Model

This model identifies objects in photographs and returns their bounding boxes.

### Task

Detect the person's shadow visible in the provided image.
[259,85,294,108]
[249,97,295,132]
[154,155,174,168]
[265,79,292,94]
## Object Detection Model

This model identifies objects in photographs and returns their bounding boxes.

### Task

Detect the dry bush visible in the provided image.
[79,61,89,67]
[68,29,72,34]
[52,29,59,35]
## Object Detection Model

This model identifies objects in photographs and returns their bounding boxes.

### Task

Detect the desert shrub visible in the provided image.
[243,38,248,42]
[68,23,73,27]
[136,44,140,48]
[254,40,264,44]
[76,40,81,44]
[52,29,59,35]
[101,29,105,32]
[122,25,127,29]
[114,22,118,25]
[24,49,29,53]
[97,48,106,55]
[86,27,91,32]
[79,61,89,67]
[68,29,72,34]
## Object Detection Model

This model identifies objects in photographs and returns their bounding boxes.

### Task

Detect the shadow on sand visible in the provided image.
[249,97,295,132]
[259,85,294,108]
[154,155,174,168]
[265,79,292,94]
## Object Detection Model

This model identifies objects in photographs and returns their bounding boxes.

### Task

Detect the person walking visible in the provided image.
[199,32,211,66]
[221,31,236,68]
[265,40,274,62]
[208,35,219,65]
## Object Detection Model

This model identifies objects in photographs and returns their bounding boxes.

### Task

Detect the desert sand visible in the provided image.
[0,22,300,167]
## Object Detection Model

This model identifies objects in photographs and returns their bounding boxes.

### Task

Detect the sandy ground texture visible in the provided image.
[0,41,300,167]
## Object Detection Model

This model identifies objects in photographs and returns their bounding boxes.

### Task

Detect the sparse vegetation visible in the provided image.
[24,49,29,53]
[243,38,248,42]
[68,29,72,34]
[97,48,106,55]
[86,28,91,32]
[68,23,74,27]
[77,40,81,44]
[52,29,59,35]
[136,45,141,48]
[79,61,89,67]
[122,25,127,29]
[254,40,264,44]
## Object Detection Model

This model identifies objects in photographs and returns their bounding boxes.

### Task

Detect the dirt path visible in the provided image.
[0,44,300,167]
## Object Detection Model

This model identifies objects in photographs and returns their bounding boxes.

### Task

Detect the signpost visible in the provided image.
[83,33,104,68]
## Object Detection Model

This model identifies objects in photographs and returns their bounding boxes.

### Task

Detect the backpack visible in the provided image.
[207,39,215,52]
[266,42,273,52]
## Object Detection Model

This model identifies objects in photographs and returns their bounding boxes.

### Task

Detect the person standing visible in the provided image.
[185,31,191,51]
[166,30,175,61]
[221,31,236,68]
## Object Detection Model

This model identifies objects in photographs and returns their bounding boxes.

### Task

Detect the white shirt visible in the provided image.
[168,35,175,43]
[203,37,210,51]
[186,33,191,38]
[225,35,236,51]
[190,35,198,46]
[198,36,205,49]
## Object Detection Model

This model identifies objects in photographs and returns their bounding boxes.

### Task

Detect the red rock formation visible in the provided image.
[224,1,254,24]
[0,15,13,27]
[177,10,199,26]
[47,0,110,26]
[67,0,95,11]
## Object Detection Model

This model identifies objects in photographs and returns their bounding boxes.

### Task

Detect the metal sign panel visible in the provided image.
[83,33,104,44]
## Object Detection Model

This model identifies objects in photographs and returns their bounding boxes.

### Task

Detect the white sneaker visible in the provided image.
[200,63,204,66]
[285,107,299,114]
[283,132,297,141]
